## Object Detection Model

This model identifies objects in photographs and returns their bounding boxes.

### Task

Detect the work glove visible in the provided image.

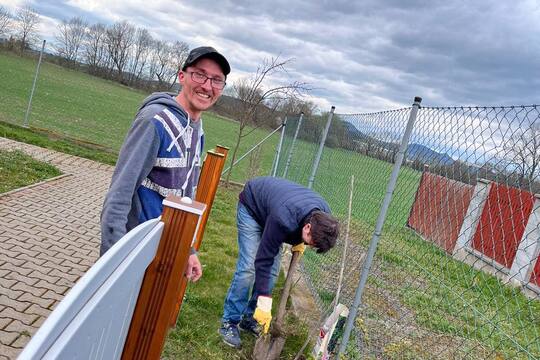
[253,295,272,334]
[291,242,306,255]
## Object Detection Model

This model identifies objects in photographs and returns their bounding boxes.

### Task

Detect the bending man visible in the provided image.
[219,176,339,348]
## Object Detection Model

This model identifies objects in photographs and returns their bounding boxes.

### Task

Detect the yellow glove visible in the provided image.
[292,242,305,254]
[253,296,272,334]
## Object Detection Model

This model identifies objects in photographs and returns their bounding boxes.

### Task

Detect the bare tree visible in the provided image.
[105,20,135,83]
[146,39,160,84]
[167,40,189,89]
[54,17,87,66]
[505,121,540,187]
[151,40,174,88]
[15,5,40,51]
[127,27,152,85]
[271,97,318,119]
[225,56,311,185]
[0,5,12,39]
[84,23,108,75]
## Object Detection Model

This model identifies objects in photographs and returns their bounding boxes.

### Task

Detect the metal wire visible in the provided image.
[279,104,540,359]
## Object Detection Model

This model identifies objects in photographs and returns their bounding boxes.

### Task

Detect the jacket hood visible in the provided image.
[137,92,202,131]
[139,92,188,118]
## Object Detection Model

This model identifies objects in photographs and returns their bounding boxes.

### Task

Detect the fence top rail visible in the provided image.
[336,107,411,117]
[337,104,539,117]
[422,104,539,110]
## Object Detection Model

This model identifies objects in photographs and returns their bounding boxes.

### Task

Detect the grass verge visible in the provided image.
[0,121,117,165]
[0,148,61,193]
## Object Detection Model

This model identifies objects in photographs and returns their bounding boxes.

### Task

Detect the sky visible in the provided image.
[1,0,539,114]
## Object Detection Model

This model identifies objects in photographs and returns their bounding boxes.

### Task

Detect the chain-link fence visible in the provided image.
[274,101,540,359]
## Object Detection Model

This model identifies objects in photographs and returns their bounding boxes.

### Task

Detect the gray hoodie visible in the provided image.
[100,92,203,255]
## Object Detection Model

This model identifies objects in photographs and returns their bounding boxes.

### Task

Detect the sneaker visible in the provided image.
[239,317,261,337]
[219,322,241,348]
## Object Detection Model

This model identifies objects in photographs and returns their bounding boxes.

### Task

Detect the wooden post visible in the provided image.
[169,147,229,326]
[122,196,205,360]
[194,148,228,249]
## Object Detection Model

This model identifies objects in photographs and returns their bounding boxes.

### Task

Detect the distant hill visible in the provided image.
[342,121,367,140]
[342,121,455,166]
[406,143,454,166]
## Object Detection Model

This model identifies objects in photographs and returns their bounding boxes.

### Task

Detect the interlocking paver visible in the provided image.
[24,304,50,318]
[4,320,35,335]
[9,281,45,297]
[0,319,12,331]
[0,308,38,327]
[0,331,19,346]
[0,344,20,359]
[0,289,24,302]
[0,296,31,313]
[10,334,31,349]
[0,137,112,358]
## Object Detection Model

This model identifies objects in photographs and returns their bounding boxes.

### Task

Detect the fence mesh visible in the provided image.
[277,104,540,359]
[272,114,320,184]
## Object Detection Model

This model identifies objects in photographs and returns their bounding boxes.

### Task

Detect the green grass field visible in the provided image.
[0,51,278,183]
[0,149,61,193]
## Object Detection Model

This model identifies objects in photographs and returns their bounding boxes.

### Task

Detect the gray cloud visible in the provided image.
[2,0,538,112]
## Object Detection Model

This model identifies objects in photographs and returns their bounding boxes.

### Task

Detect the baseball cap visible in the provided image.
[182,46,230,76]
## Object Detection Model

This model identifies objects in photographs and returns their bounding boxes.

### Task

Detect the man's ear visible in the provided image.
[178,70,185,83]
[303,223,311,233]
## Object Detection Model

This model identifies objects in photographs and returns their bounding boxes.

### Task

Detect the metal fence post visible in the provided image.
[336,97,422,358]
[271,117,287,177]
[24,39,46,128]
[282,112,304,178]
[308,106,335,189]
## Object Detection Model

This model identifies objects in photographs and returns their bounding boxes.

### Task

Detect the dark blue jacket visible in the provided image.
[239,176,331,296]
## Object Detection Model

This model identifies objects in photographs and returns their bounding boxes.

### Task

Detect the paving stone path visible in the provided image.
[0,137,113,359]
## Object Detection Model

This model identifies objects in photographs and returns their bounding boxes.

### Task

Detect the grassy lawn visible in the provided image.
[0,149,61,193]
[273,122,423,223]
[371,229,540,359]
[302,218,540,359]
[0,50,278,183]
[0,121,118,165]
[0,51,146,149]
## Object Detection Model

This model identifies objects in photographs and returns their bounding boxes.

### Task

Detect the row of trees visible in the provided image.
[0,5,189,90]
[0,5,318,183]
[0,5,40,51]
[53,18,190,89]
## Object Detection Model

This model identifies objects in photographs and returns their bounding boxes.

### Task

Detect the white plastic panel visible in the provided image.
[18,219,164,360]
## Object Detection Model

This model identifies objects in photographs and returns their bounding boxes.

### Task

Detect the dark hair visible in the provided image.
[305,211,339,253]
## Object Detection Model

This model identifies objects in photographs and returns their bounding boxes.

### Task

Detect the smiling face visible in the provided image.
[176,58,225,120]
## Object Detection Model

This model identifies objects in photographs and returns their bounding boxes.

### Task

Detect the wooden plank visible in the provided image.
[169,147,229,326]
[121,196,205,360]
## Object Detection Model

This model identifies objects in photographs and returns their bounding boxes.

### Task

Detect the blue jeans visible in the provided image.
[221,203,282,324]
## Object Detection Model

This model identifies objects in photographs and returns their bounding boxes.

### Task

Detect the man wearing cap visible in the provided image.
[100,46,230,282]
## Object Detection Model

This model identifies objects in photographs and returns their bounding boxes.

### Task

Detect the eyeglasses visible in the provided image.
[186,71,226,89]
